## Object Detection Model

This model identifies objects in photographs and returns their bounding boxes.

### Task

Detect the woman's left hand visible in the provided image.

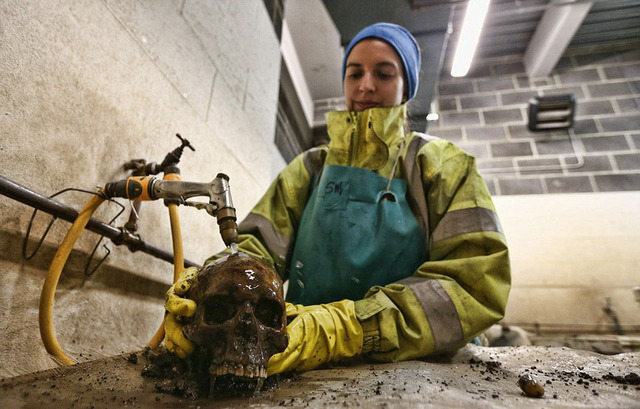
[267,300,364,375]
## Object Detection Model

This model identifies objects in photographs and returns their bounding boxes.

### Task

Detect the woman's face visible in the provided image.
[344,38,406,112]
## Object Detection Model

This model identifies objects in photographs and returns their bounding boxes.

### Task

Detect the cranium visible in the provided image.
[183,252,288,394]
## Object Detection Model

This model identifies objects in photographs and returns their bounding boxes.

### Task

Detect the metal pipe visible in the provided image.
[0,174,202,269]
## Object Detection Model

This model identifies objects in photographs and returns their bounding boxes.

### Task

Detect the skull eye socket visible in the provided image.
[255,299,283,328]
[203,295,237,324]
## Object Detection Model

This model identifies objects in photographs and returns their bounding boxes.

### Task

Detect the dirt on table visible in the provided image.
[1,344,639,409]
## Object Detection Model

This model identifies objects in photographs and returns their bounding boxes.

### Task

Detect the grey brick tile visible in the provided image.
[438,82,474,96]
[441,111,481,127]
[460,94,499,110]
[567,154,613,173]
[614,153,640,170]
[491,141,533,157]
[582,135,630,153]
[467,65,492,78]
[516,75,531,89]
[438,97,458,111]
[599,114,640,132]
[477,77,515,93]
[509,124,566,139]
[498,178,544,195]
[507,124,532,139]
[493,61,525,76]
[477,158,515,172]
[517,158,563,175]
[541,86,585,99]
[604,63,640,80]
[546,176,593,193]
[588,82,636,98]
[616,97,640,113]
[575,100,615,117]
[595,173,640,191]
[558,68,601,84]
[501,90,538,106]
[483,108,523,125]
[572,118,599,135]
[535,138,575,155]
[459,143,490,159]
[466,126,506,142]
[430,128,463,143]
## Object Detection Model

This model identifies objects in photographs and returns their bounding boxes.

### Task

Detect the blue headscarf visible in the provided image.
[342,22,421,101]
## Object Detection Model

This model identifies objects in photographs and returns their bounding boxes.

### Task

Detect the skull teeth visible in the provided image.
[210,362,267,379]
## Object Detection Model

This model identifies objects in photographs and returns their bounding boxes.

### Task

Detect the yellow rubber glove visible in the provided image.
[164,266,199,358]
[267,300,364,375]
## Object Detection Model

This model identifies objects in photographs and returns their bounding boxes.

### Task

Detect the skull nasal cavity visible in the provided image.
[203,295,236,324]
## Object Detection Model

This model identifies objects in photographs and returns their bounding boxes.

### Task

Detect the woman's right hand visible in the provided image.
[164,267,199,358]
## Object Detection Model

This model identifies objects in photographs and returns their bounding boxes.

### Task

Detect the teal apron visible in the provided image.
[286,161,426,305]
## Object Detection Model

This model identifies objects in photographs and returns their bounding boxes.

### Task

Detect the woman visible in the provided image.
[165,22,510,375]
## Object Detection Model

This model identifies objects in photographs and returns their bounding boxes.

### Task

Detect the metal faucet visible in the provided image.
[102,134,239,248]
[149,173,239,247]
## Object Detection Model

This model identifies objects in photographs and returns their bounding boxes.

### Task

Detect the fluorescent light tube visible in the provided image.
[450,0,491,77]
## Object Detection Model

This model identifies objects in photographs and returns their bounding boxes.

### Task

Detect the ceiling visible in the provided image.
[286,0,640,130]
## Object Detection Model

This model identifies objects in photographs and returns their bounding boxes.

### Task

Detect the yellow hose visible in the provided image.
[40,175,186,362]
[39,194,105,365]
[147,173,185,348]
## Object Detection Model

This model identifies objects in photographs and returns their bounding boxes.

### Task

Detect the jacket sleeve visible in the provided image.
[204,147,326,279]
[355,139,511,362]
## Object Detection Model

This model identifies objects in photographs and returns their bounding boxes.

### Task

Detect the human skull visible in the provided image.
[183,252,288,385]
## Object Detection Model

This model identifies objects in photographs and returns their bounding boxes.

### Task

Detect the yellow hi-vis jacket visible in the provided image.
[206,104,511,362]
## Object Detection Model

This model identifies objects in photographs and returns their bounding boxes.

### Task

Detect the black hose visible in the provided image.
[0,174,202,269]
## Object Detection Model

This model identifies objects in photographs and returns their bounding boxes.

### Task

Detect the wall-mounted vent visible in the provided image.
[528,94,576,132]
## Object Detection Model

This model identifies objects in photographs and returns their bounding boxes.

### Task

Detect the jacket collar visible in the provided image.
[325,105,407,170]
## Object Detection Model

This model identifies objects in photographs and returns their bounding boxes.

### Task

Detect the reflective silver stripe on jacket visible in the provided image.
[402,133,440,249]
[397,276,464,352]
[403,135,429,238]
[238,213,290,266]
[432,207,503,243]
[302,146,326,177]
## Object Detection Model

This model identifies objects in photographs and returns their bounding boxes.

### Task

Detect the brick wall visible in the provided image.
[427,47,640,196]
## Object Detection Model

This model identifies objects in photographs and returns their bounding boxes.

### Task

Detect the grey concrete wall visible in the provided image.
[0,0,283,377]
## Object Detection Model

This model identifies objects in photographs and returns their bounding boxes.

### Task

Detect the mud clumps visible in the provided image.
[126,352,138,364]
[602,372,640,385]
[139,347,203,398]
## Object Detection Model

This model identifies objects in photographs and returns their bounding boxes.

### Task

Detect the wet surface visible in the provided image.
[1,345,639,408]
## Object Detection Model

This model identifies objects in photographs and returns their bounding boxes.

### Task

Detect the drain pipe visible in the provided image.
[0,174,201,269]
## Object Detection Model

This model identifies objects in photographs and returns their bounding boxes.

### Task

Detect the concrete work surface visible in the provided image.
[2,345,639,408]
